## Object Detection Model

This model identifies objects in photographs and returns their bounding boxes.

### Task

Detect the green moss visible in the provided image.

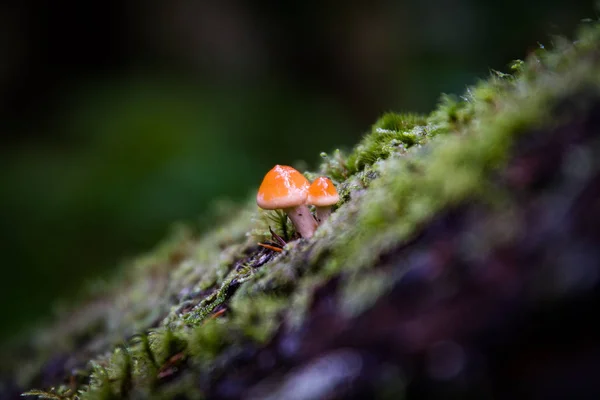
[230,293,287,343]
[373,112,426,132]
[15,18,600,399]
[149,374,204,400]
[318,148,350,182]
[342,112,429,176]
[185,319,231,366]
[82,362,119,400]
[249,208,295,243]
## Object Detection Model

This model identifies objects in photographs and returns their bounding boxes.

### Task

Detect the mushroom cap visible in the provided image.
[257,165,310,209]
[307,177,339,206]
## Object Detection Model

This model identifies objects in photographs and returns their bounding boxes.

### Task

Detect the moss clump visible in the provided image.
[10,19,600,400]
[320,112,429,182]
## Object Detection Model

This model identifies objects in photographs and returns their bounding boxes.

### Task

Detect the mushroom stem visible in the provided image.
[315,206,332,223]
[284,205,317,238]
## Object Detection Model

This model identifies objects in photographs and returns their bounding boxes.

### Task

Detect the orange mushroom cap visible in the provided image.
[257,165,310,209]
[307,177,339,206]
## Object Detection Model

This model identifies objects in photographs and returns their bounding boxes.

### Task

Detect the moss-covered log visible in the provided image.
[3,20,600,400]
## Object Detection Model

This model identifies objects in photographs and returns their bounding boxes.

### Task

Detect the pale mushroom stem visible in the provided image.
[315,206,333,223]
[284,205,317,238]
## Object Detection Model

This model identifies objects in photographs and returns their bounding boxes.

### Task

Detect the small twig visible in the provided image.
[157,352,186,380]
[210,307,227,319]
[269,227,287,247]
[258,243,283,252]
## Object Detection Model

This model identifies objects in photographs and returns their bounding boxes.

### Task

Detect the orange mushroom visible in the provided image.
[307,176,339,223]
[257,165,318,238]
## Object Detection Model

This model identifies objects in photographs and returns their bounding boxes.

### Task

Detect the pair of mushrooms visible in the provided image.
[256,165,339,239]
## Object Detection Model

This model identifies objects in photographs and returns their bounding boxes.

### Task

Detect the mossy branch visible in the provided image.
[10,17,600,400]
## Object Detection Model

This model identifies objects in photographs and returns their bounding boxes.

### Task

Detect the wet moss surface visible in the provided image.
[3,20,600,400]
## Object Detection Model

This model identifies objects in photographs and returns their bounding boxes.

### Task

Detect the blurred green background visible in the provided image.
[0,1,594,341]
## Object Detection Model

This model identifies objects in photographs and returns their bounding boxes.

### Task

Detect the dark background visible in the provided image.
[0,1,594,341]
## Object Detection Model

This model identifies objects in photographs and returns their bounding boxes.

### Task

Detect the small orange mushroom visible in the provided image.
[307,176,339,223]
[257,165,318,238]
